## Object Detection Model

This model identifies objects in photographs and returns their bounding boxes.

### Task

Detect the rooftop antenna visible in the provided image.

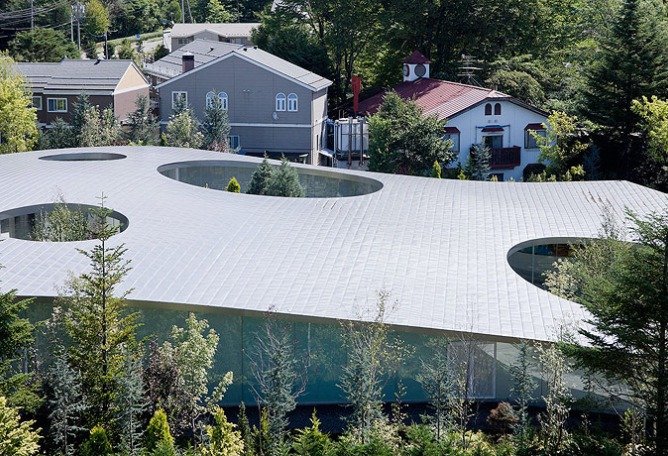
[457,54,482,86]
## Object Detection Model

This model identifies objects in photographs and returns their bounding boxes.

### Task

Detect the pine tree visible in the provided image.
[468,143,491,181]
[265,157,305,197]
[236,402,253,456]
[80,425,113,456]
[226,177,241,193]
[292,410,331,456]
[199,406,244,456]
[145,409,174,454]
[201,92,233,152]
[48,352,88,456]
[583,0,668,178]
[246,157,274,195]
[117,352,147,455]
[165,107,203,149]
[416,337,454,440]
[60,197,140,429]
[70,93,92,142]
[249,318,305,455]
[0,285,35,407]
[510,341,537,449]
[127,95,157,145]
[42,118,74,150]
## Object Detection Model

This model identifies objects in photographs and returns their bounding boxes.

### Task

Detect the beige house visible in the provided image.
[166,23,260,51]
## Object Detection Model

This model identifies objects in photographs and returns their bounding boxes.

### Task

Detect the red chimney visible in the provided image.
[352,75,361,114]
[182,52,195,73]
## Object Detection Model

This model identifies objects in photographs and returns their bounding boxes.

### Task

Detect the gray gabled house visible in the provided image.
[155,44,332,164]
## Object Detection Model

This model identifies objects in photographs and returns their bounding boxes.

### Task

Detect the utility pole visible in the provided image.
[72,2,85,51]
[30,0,34,30]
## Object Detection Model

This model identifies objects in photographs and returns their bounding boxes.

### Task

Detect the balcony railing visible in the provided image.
[489,146,521,169]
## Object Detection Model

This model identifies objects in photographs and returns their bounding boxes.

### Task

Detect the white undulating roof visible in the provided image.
[1,147,666,343]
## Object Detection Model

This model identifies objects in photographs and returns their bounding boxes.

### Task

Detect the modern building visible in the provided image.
[1,147,665,406]
[357,51,549,181]
[16,59,150,127]
[166,22,260,51]
[155,46,331,164]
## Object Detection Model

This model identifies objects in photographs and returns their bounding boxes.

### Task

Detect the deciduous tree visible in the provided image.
[0,396,40,456]
[0,53,37,154]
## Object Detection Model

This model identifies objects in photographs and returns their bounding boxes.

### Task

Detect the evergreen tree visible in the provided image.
[510,341,537,450]
[201,92,233,152]
[246,157,274,195]
[127,95,157,145]
[48,352,88,456]
[265,157,305,197]
[117,352,147,455]
[291,410,331,456]
[432,160,441,179]
[552,209,668,453]
[42,118,74,150]
[467,143,491,181]
[226,177,241,193]
[145,409,174,454]
[0,396,40,456]
[98,107,123,146]
[78,106,102,147]
[0,52,38,154]
[198,406,244,456]
[249,318,305,455]
[32,197,90,242]
[416,337,454,440]
[0,285,36,408]
[9,29,79,62]
[367,91,456,175]
[236,402,253,456]
[80,425,113,456]
[165,107,203,149]
[338,292,405,442]
[71,93,92,142]
[537,341,572,453]
[583,0,668,178]
[60,198,140,429]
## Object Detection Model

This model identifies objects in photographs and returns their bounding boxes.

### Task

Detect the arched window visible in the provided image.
[218,91,228,110]
[205,91,216,108]
[484,103,492,115]
[494,103,501,115]
[275,93,286,111]
[287,93,298,112]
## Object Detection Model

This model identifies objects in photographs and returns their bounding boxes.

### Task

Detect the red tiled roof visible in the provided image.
[403,50,430,65]
[357,78,510,120]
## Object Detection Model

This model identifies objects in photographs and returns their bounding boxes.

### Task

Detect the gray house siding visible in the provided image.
[159,54,320,161]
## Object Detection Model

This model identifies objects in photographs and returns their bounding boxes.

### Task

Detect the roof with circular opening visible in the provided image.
[1,147,666,342]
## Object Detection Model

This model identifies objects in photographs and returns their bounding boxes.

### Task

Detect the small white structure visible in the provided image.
[166,22,260,51]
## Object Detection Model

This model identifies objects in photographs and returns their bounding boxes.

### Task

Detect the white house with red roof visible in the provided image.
[358,51,549,181]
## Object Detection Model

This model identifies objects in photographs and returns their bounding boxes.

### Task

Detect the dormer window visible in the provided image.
[494,103,501,115]
[485,103,492,116]
[275,93,286,111]
[287,93,298,112]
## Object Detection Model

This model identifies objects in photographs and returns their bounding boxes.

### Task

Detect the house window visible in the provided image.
[525,128,547,149]
[206,91,215,108]
[275,92,286,111]
[494,103,501,115]
[228,135,240,149]
[177,38,191,45]
[525,123,547,149]
[484,103,492,115]
[218,92,228,110]
[444,127,461,153]
[172,91,187,110]
[47,98,67,113]
[483,135,503,149]
[32,96,42,111]
[287,93,298,112]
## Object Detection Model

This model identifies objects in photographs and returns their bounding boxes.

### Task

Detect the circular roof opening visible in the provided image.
[507,238,583,290]
[158,160,383,198]
[40,152,127,161]
[0,203,129,242]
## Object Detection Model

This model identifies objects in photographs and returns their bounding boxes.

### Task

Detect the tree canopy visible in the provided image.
[367,91,455,175]
[0,53,37,154]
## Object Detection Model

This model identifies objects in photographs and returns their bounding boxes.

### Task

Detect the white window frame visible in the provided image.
[275,92,286,112]
[218,91,228,111]
[172,91,187,110]
[287,93,298,112]
[205,91,215,108]
[47,98,67,113]
[443,132,460,153]
[228,135,240,149]
[32,96,42,111]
